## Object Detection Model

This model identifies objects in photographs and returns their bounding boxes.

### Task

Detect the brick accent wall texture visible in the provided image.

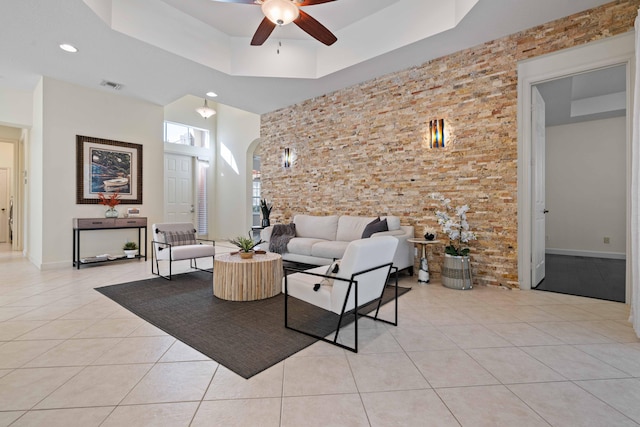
[259,0,638,288]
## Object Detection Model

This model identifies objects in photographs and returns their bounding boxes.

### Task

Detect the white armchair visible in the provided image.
[151,223,215,280]
[284,236,399,352]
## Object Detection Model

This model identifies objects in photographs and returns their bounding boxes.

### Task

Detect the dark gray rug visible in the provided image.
[534,254,625,302]
[95,271,410,379]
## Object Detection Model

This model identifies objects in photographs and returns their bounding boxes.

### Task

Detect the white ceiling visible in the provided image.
[0,0,618,115]
[537,65,627,127]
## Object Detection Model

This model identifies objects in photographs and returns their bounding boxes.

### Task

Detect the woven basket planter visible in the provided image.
[441,254,473,290]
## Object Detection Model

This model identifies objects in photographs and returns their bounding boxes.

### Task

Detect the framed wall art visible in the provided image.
[76,135,143,205]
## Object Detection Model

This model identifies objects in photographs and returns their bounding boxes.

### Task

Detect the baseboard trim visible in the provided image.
[545,248,626,260]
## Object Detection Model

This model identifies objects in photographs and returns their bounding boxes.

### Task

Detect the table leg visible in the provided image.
[418,244,429,284]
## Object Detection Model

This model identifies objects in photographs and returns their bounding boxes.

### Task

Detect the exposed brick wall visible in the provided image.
[259,0,639,288]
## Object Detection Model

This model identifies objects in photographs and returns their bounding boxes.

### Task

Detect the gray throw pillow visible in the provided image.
[162,230,197,246]
[361,218,388,238]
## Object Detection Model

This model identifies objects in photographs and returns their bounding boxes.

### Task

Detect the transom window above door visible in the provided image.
[164,122,209,149]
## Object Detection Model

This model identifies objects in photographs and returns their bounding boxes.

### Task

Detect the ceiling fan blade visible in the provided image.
[294,9,337,46]
[251,17,277,45]
[298,0,337,5]
[210,0,257,4]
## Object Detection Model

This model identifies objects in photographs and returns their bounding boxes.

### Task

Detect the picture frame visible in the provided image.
[76,135,143,205]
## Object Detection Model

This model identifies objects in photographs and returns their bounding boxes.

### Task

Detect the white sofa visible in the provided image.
[260,214,414,274]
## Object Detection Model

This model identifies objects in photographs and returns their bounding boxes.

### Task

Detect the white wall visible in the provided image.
[28,79,44,267]
[39,78,165,268]
[214,104,260,240]
[0,87,33,128]
[0,80,257,268]
[545,116,626,257]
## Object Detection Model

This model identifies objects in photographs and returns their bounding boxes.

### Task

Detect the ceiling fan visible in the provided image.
[212,0,338,46]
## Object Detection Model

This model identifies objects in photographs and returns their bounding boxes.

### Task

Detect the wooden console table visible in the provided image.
[72,217,147,269]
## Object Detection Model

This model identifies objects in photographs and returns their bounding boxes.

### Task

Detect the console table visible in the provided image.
[72,217,147,269]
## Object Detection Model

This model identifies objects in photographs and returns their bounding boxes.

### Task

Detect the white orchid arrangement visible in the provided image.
[431,193,477,257]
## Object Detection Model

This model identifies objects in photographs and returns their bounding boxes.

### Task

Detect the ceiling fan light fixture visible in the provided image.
[261,0,299,26]
[196,99,216,119]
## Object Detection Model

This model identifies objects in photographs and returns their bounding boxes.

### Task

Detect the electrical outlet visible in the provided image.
[604,237,610,244]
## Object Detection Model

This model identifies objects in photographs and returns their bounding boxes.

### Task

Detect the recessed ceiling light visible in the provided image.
[59,43,78,53]
[206,92,218,98]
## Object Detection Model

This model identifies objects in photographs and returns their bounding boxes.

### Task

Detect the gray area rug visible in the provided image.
[95,271,410,379]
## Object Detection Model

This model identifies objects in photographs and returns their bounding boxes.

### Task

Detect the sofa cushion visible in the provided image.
[336,215,378,242]
[310,240,350,260]
[294,215,339,240]
[287,237,326,256]
[381,216,401,231]
[362,218,388,238]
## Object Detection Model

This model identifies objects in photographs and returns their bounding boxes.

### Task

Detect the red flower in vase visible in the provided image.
[97,190,121,208]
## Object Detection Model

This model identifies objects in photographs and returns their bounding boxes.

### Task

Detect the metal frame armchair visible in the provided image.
[151,223,215,280]
[284,236,399,352]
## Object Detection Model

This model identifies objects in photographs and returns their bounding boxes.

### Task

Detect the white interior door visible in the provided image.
[0,169,7,243]
[532,86,546,286]
[165,154,194,224]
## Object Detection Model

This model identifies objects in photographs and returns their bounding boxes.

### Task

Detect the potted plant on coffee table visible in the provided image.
[431,193,477,290]
[229,234,262,259]
[123,241,139,258]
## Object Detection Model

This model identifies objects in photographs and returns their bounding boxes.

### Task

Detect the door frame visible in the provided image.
[517,31,634,300]
[0,167,8,243]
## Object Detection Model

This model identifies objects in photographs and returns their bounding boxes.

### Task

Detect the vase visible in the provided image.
[124,249,138,258]
[261,218,270,227]
[239,251,254,259]
[441,254,473,290]
[105,207,118,218]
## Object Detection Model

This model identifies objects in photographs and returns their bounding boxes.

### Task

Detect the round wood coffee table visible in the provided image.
[213,252,283,301]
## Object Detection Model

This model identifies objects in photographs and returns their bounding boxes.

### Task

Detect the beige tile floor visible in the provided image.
[0,243,639,426]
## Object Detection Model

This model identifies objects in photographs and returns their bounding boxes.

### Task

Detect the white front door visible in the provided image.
[0,169,7,243]
[165,154,194,224]
[532,86,546,286]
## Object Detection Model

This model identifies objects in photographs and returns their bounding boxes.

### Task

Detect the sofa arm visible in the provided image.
[372,225,414,271]
[260,226,274,243]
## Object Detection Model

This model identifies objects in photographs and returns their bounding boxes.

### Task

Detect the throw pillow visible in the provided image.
[314,260,341,291]
[361,217,388,238]
[162,230,197,246]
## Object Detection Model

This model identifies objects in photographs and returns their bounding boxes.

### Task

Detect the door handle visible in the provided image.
[543,209,549,214]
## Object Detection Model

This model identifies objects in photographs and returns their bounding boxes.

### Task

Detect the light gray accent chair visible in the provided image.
[284,236,399,352]
[151,223,215,280]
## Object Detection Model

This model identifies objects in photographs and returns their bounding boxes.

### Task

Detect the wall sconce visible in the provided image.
[283,148,292,168]
[429,119,445,148]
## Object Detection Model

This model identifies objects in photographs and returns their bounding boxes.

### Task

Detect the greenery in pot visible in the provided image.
[430,193,477,257]
[229,234,262,253]
[123,241,138,251]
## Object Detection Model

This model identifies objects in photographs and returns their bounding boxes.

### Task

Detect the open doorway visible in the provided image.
[532,65,627,302]
[517,31,634,303]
